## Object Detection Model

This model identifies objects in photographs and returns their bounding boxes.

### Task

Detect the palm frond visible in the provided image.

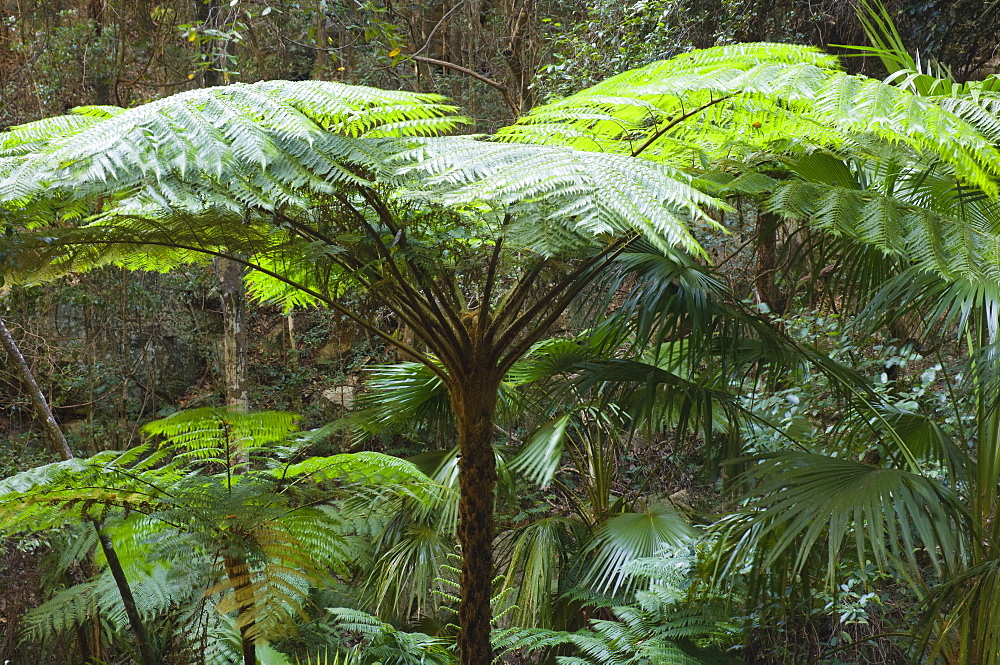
[582,504,695,596]
[718,452,970,584]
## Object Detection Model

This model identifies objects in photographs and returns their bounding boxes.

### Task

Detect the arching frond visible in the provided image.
[498,516,582,629]
[0,81,464,208]
[918,557,1000,665]
[499,44,1000,195]
[324,607,454,665]
[142,407,300,471]
[398,138,725,257]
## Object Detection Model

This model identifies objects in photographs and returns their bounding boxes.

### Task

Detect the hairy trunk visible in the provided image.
[223,554,257,665]
[453,370,501,665]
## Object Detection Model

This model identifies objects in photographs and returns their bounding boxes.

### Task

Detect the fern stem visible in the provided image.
[496,236,633,371]
[630,94,733,158]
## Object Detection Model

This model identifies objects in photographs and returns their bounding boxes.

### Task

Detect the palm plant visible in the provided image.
[3,42,1000,662]
[700,9,1000,663]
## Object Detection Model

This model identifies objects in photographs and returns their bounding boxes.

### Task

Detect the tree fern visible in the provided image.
[0,408,440,659]
[499,43,1000,193]
[324,607,454,665]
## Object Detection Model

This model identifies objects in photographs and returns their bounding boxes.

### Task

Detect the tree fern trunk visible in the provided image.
[223,554,257,665]
[453,370,501,665]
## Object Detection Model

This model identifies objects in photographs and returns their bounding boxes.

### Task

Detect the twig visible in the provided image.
[413,1,466,57]
[411,54,520,117]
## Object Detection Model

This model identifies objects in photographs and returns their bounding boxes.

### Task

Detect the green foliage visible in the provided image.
[497,550,732,664]
[10,37,1000,665]
[534,0,698,101]
[0,407,438,658]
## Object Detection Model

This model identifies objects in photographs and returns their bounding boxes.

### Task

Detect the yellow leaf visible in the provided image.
[188,32,197,42]
[388,49,400,57]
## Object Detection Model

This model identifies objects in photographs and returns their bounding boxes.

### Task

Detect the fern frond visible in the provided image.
[400,137,725,257]
[502,43,1000,197]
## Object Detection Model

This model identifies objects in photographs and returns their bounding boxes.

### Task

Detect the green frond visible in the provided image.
[143,407,300,470]
[852,266,1000,341]
[21,557,201,646]
[368,521,453,619]
[719,452,970,585]
[508,414,573,488]
[400,137,724,257]
[918,557,1000,665]
[19,581,102,643]
[498,516,579,628]
[276,451,436,498]
[0,80,464,207]
[582,504,695,596]
[502,43,1000,198]
[325,607,455,665]
[350,361,452,440]
[765,176,1000,284]
[0,109,113,156]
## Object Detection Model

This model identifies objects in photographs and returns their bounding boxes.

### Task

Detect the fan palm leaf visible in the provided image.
[718,452,971,585]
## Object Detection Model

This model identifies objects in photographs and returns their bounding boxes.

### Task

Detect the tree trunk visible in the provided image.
[754,211,782,315]
[313,0,327,78]
[0,316,74,461]
[452,370,501,665]
[197,0,223,87]
[195,0,249,413]
[94,523,159,665]
[0,315,156,665]
[223,554,257,665]
[215,257,249,411]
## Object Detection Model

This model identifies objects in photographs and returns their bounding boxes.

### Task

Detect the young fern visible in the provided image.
[0,408,438,661]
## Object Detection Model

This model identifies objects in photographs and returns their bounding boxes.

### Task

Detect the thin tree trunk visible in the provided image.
[94,522,159,665]
[0,315,156,665]
[198,0,223,87]
[215,257,249,411]
[313,0,327,78]
[0,316,74,461]
[452,370,501,665]
[754,211,782,314]
[194,0,250,414]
